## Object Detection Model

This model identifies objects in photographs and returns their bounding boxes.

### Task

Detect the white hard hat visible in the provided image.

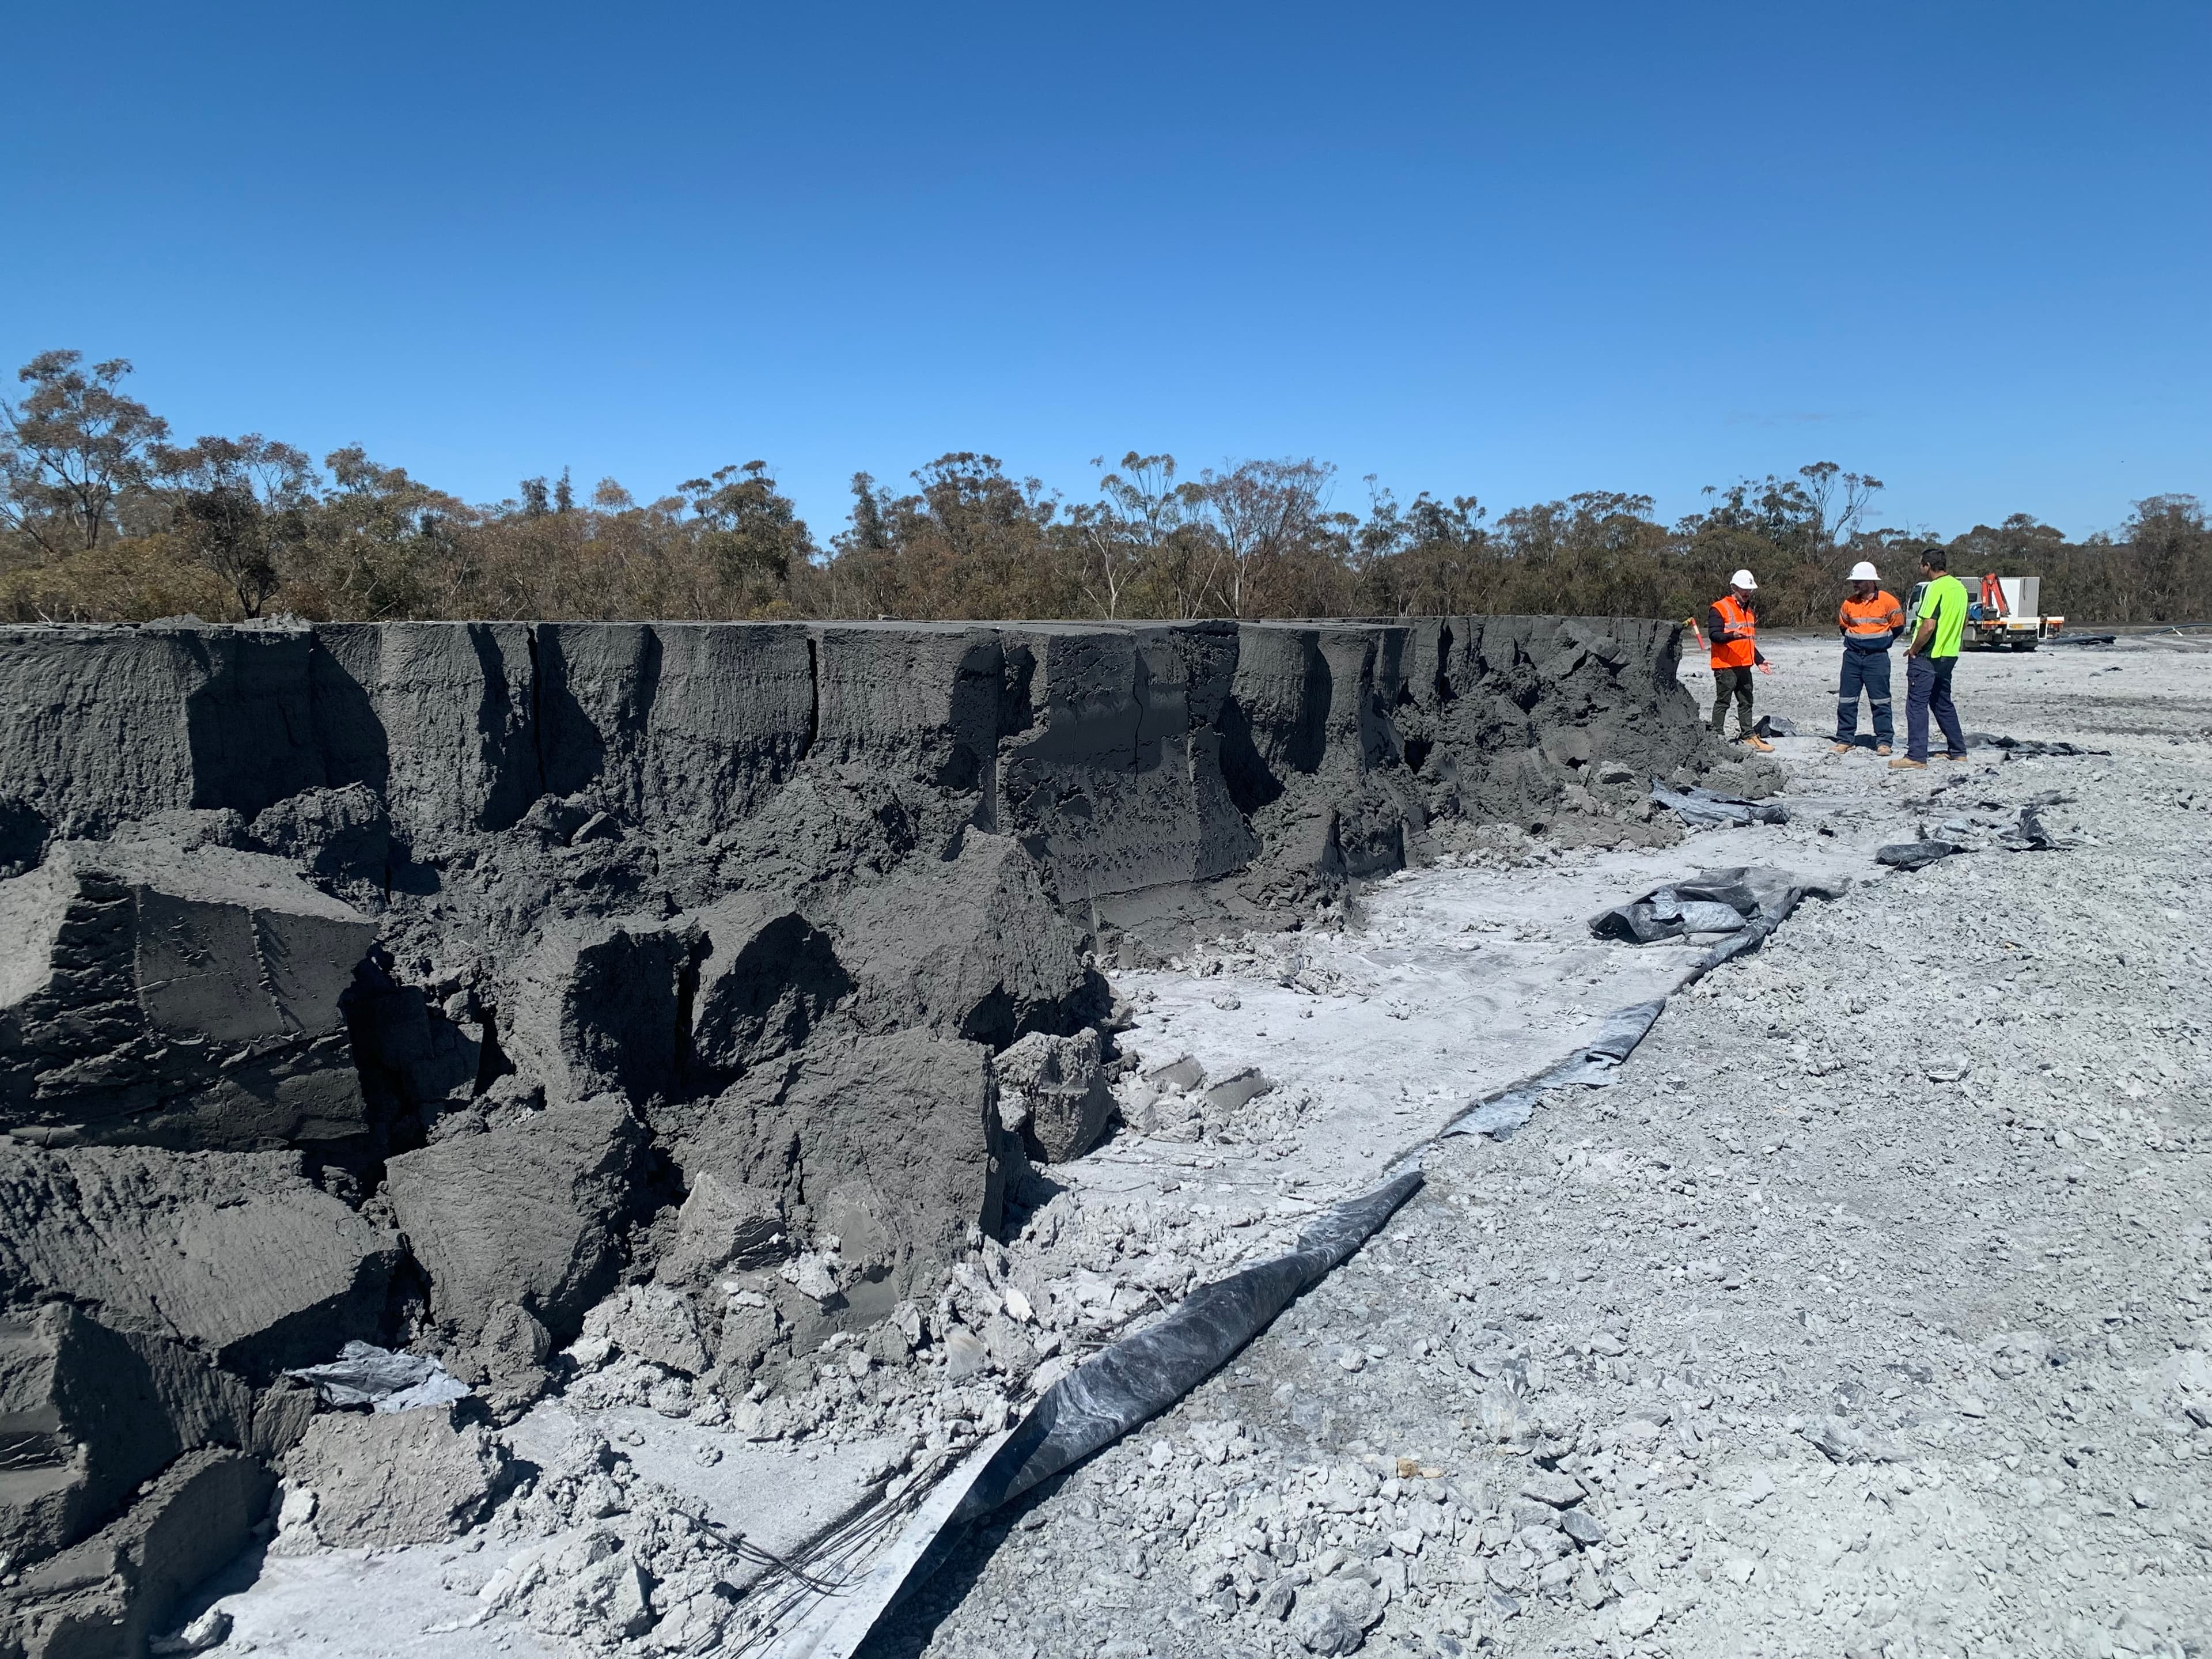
[1849,560,1880,582]
[1730,569,1758,590]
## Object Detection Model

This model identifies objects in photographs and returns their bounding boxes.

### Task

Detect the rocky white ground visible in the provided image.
[858,633,2212,1659]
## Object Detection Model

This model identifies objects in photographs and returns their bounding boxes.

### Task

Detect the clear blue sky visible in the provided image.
[5,2,2205,543]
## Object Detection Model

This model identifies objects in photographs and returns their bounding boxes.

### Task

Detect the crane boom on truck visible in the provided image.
[1906,573,2066,651]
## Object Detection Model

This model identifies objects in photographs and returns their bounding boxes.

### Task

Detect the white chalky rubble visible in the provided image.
[112,633,2212,1659]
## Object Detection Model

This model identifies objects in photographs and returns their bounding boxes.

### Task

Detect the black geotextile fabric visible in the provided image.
[1649,779,1790,828]
[949,1169,1425,1528]
[1451,868,1844,1142]
[1962,732,2109,758]
[1588,877,1762,944]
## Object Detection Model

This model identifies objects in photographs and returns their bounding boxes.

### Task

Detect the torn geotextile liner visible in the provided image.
[1650,779,1789,828]
[286,1341,470,1414]
[745,1172,1424,1658]
[1588,874,1762,943]
[1961,732,2109,759]
[1450,866,1847,1139]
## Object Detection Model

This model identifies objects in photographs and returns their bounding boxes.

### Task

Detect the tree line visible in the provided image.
[4,350,2205,628]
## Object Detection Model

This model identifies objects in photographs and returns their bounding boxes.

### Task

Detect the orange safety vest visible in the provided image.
[1839,590,1904,645]
[1707,594,1758,669]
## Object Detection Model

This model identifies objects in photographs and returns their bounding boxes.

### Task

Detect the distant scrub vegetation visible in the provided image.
[4,351,2205,628]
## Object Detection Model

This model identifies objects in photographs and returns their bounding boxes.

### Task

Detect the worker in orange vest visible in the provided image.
[1705,570,1772,751]
[1831,560,1904,755]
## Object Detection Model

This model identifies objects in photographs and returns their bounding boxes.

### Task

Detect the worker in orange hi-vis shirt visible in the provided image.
[1831,561,1904,755]
[1705,570,1772,752]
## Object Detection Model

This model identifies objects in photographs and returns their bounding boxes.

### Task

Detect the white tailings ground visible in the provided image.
[181,632,2211,1659]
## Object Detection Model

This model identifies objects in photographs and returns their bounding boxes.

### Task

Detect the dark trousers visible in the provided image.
[1835,648,1893,745]
[1710,666,1755,737]
[1906,654,1966,762]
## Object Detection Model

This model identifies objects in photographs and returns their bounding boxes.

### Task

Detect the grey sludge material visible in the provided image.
[948,1169,1424,1527]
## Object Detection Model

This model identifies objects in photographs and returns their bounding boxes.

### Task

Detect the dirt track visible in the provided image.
[866,632,2212,1659]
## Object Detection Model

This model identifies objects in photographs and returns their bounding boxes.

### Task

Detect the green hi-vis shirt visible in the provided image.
[1919,573,1969,658]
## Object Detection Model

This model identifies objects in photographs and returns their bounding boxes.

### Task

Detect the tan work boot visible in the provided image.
[1741,734,1775,753]
[1876,745,1892,756]
[1830,742,1852,754]
[1888,756,1926,770]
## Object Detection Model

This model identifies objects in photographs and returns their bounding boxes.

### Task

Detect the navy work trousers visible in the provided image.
[1906,654,1967,762]
[1835,647,1893,746]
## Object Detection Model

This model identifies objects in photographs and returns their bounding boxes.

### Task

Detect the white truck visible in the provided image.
[1907,573,2067,651]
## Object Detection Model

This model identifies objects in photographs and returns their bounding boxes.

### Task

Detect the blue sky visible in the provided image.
[5,1,2205,543]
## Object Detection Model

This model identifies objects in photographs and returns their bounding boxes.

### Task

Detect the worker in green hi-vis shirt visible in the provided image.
[1891,546,1970,769]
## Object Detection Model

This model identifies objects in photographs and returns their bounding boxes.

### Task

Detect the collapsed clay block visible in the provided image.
[0,838,378,1149]
[1,1446,274,1659]
[654,1170,785,1287]
[0,1303,256,1577]
[284,1404,513,1547]
[382,1093,652,1350]
[578,1285,711,1377]
[502,917,696,1107]
[680,1029,1002,1347]
[685,895,850,1081]
[831,830,1099,1049]
[0,1143,397,1383]
[247,783,389,884]
[994,1028,1113,1163]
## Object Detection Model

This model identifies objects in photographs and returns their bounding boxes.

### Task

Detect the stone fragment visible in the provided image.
[942,1326,988,1381]
[286,1404,513,1546]
[1616,1589,1664,1638]
[1288,1597,1362,1654]
[993,1028,1114,1163]
[1204,1067,1277,1112]
[1559,1508,1608,1546]
[1519,1469,1587,1508]
[383,1093,651,1350]
[579,1284,712,1377]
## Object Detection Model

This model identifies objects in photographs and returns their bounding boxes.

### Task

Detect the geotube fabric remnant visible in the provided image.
[753,1172,1425,1658]
[1588,876,1763,944]
[1649,779,1790,828]
[951,1169,1423,1525]
[1454,866,1847,1139]
[1961,732,2110,758]
[1877,839,1961,870]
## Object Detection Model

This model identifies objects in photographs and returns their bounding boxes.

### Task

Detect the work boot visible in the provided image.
[1741,734,1774,753]
[1888,756,1926,770]
[1876,745,1892,757]
[1830,742,1852,754]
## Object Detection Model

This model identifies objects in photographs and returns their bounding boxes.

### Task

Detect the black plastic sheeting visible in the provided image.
[948,1171,1423,1527]
[1877,838,1959,870]
[1961,732,2110,759]
[1588,877,1762,944]
[1452,866,1844,1141]
[1880,805,2069,870]
[1650,779,1790,828]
